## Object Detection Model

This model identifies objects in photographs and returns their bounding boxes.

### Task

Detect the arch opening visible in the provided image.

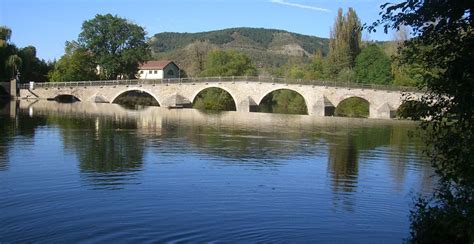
[54,94,80,103]
[0,86,8,97]
[112,90,160,109]
[257,89,308,115]
[193,87,236,111]
[335,97,370,118]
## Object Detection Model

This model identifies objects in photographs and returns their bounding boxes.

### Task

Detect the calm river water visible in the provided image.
[0,100,434,243]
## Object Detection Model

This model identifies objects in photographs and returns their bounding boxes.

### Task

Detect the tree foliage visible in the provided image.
[0,26,51,82]
[354,44,392,84]
[49,41,98,82]
[327,8,362,78]
[386,27,423,86]
[0,26,12,47]
[18,46,51,82]
[288,65,305,79]
[200,50,257,77]
[372,0,474,242]
[78,14,150,79]
[305,50,328,80]
[5,54,22,79]
[189,40,213,75]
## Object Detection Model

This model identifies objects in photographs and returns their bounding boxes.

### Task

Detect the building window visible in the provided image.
[167,70,174,76]
[154,70,158,74]
[149,70,152,74]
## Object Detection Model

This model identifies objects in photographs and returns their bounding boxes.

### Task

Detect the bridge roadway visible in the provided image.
[18,77,421,119]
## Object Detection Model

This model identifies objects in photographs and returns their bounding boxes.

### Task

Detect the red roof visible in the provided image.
[139,60,175,70]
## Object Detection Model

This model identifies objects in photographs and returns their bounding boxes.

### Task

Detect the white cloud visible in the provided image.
[269,0,330,12]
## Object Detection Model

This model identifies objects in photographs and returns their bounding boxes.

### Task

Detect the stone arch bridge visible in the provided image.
[19,77,421,119]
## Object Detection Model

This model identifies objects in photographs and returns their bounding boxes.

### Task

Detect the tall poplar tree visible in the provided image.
[327,8,362,79]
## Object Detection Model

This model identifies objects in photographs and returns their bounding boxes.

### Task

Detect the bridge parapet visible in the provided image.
[19,76,420,92]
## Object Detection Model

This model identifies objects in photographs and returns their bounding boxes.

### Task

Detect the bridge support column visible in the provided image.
[370,102,394,119]
[10,79,17,99]
[311,96,335,116]
[236,97,251,112]
[9,100,16,118]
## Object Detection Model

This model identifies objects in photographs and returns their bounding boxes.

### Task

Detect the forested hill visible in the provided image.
[148,27,329,75]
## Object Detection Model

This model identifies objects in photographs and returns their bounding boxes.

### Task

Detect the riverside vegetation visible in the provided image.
[372,0,474,242]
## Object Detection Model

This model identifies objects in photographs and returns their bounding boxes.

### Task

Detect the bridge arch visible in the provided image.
[191,86,238,111]
[53,94,81,103]
[335,96,370,118]
[191,86,238,105]
[334,94,373,107]
[0,85,8,96]
[110,88,161,106]
[255,87,308,106]
[257,88,309,115]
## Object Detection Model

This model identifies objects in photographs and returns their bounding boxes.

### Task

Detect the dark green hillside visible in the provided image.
[148,27,329,76]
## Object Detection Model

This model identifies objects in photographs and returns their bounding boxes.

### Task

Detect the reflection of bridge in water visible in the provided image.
[15,100,433,196]
[19,100,416,133]
[19,77,422,119]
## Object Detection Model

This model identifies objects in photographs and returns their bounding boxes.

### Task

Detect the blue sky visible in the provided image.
[1,0,392,61]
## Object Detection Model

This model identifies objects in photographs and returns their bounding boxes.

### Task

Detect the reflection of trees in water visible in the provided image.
[173,123,322,162]
[16,103,431,195]
[328,134,359,193]
[0,109,48,171]
[0,116,14,170]
[389,126,419,192]
[327,133,359,212]
[325,125,429,211]
[48,115,146,189]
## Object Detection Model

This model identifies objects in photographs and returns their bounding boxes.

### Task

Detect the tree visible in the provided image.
[288,65,305,79]
[189,40,213,75]
[386,26,423,87]
[354,44,392,84]
[78,14,150,79]
[372,0,474,242]
[327,8,362,78]
[6,54,22,79]
[18,46,51,82]
[391,62,423,87]
[336,68,355,82]
[0,27,51,82]
[0,26,12,47]
[305,50,327,80]
[0,26,15,81]
[200,50,256,77]
[49,41,98,82]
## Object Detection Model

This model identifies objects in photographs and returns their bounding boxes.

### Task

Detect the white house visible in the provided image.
[137,60,180,79]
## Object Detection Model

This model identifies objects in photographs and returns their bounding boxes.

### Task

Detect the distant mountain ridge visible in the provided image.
[148,27,330,75]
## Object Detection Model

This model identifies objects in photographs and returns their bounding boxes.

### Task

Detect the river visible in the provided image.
[0,100,434,242]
